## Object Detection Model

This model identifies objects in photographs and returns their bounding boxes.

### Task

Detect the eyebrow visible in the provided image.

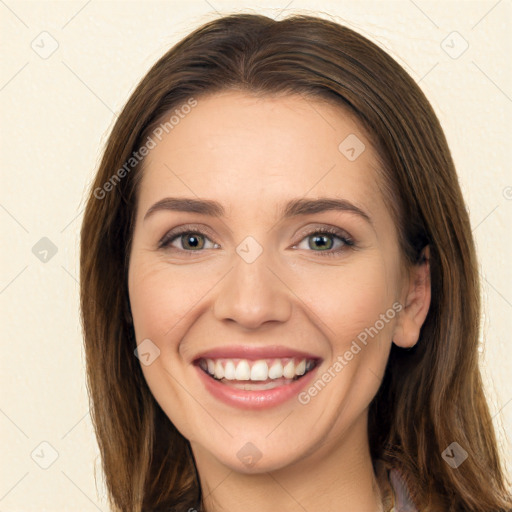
[143,196,372,225]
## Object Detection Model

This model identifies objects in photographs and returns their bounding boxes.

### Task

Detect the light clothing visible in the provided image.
[375,458,419,512]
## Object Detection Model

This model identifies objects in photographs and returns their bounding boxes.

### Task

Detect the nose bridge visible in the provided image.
[212,235,292,329]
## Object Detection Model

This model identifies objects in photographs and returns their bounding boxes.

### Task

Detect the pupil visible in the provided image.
[312,234,332,250]
[184,234,203,249]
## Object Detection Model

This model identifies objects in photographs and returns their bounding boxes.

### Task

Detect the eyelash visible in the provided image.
[158,224,355,258]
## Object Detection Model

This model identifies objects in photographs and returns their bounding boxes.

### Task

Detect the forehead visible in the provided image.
[138,91,384,219]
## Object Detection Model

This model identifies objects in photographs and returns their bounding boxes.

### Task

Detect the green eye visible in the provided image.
[158,225,355,258]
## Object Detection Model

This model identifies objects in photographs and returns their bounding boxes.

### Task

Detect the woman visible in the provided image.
[80,13,512,512]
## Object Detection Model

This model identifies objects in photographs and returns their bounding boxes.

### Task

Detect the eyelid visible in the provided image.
[158,222,356,254]
[157,223,218,249]
[293,224,354,243]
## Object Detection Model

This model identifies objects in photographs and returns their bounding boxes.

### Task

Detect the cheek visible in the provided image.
[129,266,178,344]
[127,257,212,434]
[127,255,221,351]
[296,254,398,347]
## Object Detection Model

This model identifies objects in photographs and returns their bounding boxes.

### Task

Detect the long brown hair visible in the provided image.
[80,13,512,511]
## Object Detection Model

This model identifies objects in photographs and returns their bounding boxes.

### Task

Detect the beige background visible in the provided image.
[1,0,511,509]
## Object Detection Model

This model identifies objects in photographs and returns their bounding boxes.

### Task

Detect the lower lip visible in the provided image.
[195,364,320,410]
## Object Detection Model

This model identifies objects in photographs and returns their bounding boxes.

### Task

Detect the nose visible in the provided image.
[212,248,293,330]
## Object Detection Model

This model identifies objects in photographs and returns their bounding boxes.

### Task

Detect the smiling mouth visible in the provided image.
[195,357,319,390]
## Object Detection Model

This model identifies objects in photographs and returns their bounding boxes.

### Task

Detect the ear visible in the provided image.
[392,245,431,348]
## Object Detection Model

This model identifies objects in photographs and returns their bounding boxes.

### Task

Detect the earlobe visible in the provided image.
[392,246,431,348]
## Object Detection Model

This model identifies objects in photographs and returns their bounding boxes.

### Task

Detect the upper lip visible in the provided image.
[193,344,321,362]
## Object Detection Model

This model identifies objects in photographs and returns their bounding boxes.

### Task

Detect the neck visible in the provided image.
[192,411,384,512]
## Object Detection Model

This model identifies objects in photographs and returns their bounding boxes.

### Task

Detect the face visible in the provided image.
[127,91,414,474]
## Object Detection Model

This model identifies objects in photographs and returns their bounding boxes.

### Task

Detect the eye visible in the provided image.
[292,226,355,257]
[158,225,219,253]
[158,224,355,257]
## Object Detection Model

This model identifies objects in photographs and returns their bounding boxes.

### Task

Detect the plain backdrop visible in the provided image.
[1,1,511,509]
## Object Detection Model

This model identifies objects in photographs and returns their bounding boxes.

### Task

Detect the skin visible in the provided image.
[127,91,431,512]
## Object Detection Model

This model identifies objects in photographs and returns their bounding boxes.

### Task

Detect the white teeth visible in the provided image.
[295,359,306,376]
[224,360,236,380]
[235,360,251,380]
[214,360,224,379]
[283,360,296,379]
[200,357,315,382]
[268,361,283,379]
[250,360,268,381]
